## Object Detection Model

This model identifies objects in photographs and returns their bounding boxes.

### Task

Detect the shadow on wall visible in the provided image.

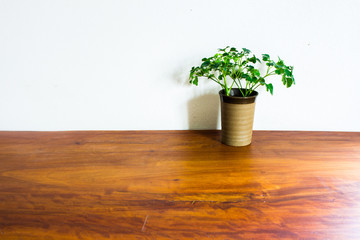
[173,58,220,130]
[187,93,220,130]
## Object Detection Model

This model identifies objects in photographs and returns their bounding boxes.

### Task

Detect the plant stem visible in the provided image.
[237,56,243,90]
[235,79,245,96]
[263,71,276,78]
[234,80,240,88]
[239,83,245,96]
[245,81,251,96]
[209,77,225,88]
[229,78,236,90]
[266,65,271,75]
[223,73,229,95]
[248,83,261,95]
[238,78,243,89]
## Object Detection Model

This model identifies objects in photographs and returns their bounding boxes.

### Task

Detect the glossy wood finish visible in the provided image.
[0,130,360,239]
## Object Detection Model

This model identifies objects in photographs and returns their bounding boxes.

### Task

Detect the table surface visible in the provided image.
[0,130,360,239]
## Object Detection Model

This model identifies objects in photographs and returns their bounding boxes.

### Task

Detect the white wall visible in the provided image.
[1,0,359,131]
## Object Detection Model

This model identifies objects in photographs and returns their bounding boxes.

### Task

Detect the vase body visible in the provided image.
[219,88,258,147]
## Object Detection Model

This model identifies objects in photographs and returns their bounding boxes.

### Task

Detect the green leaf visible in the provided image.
[252,69,260,77]
[230,47,237,52]
[248,56,257,63]
[275,63,285,69]
[266,83,274,95]
[284,69,292,76]
[286,77,293,88]
[241,60,248,66]
[193,76,198,86]
[276,58,285,67]
[246,76,257,83]
[266,61,274,67]
[219,46,230,52]
[247,65,254,70]
[201,61,210,67]
[240,73,249,79]
[242,48,251,54]
[219,75,223,80]
[275,69,284,74]
[262,54,270,61]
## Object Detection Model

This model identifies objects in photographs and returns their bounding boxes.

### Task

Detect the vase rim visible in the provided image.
[219,88,258,104]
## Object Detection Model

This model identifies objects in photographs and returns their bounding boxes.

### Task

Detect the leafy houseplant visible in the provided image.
[189,47,295,146]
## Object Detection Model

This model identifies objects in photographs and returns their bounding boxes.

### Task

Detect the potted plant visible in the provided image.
[189,46,295,146]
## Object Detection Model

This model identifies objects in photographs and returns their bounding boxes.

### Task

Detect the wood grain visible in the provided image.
[0,130,360,239]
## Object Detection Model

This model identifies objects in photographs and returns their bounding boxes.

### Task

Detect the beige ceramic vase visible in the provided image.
[219,88,258,147]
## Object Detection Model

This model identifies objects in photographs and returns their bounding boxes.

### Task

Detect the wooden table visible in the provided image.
[0,131,360,239]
